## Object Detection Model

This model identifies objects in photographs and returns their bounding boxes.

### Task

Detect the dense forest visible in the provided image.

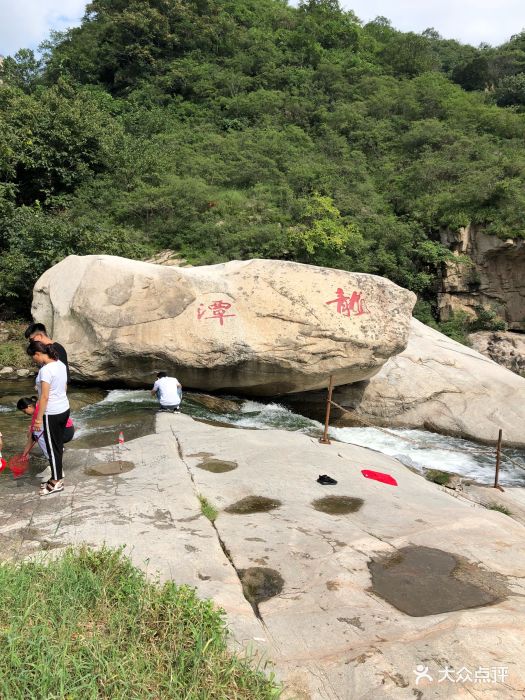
[2,0,525,326]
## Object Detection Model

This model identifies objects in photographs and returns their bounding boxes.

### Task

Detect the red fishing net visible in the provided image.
[7,453,30,478]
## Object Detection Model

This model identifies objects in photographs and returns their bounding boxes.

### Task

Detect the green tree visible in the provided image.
[495,72,525,107]
[287,193,368,269]
[0,49,42,92]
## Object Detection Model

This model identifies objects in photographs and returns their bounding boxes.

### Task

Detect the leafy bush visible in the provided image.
[0,206,149,315]
[0,321,33,367]
[469,305,508,332]
[436,311,471,345]
[412,299,439,328]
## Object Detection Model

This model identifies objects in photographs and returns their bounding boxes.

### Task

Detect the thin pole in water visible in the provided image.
[117,431,124,471]
[494,428,504,491]
[319,375,334,445]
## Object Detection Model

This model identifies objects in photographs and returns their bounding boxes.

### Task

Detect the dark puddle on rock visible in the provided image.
[312,496,364,515]
[196,458,238,473]
[239,566,284,619]
[86,461,135,476]
[368,545,508,617]
[225,496,281,514]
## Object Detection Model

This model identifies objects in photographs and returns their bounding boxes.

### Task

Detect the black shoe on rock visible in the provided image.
[317,474,337,485]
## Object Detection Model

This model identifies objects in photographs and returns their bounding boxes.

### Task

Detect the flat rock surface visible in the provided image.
[1,414,525,699]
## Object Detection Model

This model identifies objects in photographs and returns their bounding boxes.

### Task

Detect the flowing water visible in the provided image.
[1,383,524,489]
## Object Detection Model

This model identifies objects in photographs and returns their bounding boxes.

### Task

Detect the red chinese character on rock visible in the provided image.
[325,288,368,317]
[197,300,236,326]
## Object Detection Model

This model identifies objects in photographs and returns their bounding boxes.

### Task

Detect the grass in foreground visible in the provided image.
[199,494,219,523]
[0,547,279,699]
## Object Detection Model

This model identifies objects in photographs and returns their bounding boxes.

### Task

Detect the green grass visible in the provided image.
[199,494,219,523]
[0,546,279,699]
[486,503,512,516]
[424,469,453,486]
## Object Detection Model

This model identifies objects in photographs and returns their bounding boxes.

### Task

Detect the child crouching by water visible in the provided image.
[17,397,75,481]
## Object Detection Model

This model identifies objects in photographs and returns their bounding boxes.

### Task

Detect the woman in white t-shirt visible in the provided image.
[27,339,70,496]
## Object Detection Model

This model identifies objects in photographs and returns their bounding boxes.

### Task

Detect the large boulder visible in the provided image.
[286,318,525,447]
[31,255,415,395]
[469,330,525,377]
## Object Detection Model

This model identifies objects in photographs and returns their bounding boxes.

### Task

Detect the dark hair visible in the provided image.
[24,322,48,339]
[17,396,37,411]
[157,371,167,378]
[26,339,59,360]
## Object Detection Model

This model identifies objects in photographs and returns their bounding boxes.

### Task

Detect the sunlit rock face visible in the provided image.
[286,318,525,447]
[31,255,415,395]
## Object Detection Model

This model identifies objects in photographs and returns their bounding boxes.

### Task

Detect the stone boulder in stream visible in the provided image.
[31,255,415,395]
[287,318,525,447]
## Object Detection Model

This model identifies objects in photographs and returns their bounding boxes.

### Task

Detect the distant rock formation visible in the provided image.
[438,225,525,331]
[469,330,525,377]
[31,255,415,395]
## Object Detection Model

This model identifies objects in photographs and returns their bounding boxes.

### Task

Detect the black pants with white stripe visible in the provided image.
[42,410,70,481]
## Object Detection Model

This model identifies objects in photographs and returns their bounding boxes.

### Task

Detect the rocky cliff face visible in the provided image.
[438,225,525,331]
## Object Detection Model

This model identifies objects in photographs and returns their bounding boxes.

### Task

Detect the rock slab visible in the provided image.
[2,414,525,699]
[288,318,525,447]
[31,255,415,395]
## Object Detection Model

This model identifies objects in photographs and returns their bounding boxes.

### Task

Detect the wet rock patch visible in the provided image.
[312,496,364,515]
[86,461,135,476]
[196,458,238,473]
[368,545,507,617]
[225,496,281,514]
[239,566,284,618]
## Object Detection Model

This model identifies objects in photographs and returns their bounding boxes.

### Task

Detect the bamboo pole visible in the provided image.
[494,429,503,491]
[319,375,334,445]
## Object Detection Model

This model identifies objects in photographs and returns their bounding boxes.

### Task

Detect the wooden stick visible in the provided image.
[319,375,334,445]
[494,428,503,490]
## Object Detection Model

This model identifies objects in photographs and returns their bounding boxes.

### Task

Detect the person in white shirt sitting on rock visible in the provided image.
[151,371,182,413]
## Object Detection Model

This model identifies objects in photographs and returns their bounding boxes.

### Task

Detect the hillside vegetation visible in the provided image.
[2,0,525,318]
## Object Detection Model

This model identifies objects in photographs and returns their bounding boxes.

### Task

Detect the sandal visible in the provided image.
[40,479,64,496]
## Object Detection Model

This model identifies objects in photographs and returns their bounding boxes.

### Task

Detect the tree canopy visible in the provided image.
[1,0,525,317]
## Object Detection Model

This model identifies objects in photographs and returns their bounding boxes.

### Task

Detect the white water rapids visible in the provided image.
[1,385,523,487]
[81,392,525,487]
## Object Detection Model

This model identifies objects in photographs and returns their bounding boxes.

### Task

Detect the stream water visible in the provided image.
[1,381,524,489]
